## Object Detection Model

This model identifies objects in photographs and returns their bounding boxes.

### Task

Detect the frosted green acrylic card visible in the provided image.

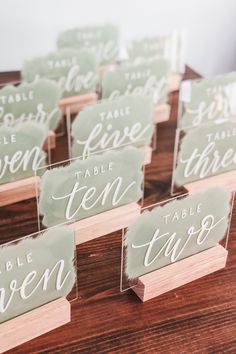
[102,59,171,105]
[0,225,76,323]
[172,121,236,189]
[71,95,154,159]
[0,122,47,185]
[57,24,119,65]
[22,49,99,98]
[127,31,186,73]
[0,80,62,131]
[38,146,144,227]
[179,72,236,129]
[121,187,233,289]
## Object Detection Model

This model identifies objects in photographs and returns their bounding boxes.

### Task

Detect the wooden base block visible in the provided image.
[72,202,141,245]
[59,92,98,114]
[139,145,152,165]
[43,130,56,151]
[153,104,170,124]
[0,297,70,353]
[133,245,227,302]
[185,170,236,195]
[170,73,182,92]
[0,176,40,207]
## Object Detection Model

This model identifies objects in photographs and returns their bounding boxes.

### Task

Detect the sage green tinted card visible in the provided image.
[39,146,144,227]
[22,49,99,98]
[173,122,236,186]
[127,35,171,61]
[128,31,185,73]
[102,59,171,105]
[0,80,62,131]
[57,24,119,65]
[179,72,236,129]
[124,187,231,279]
[71,95,154,159]
[0,226,75,323]
[0,122,47,185]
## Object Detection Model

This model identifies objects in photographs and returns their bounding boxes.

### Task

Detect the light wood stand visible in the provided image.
[140,145,152,165]
[43,130,56,151]
[0,176,40,207]
[133,244,228,302]
[59,92,98,114]
[71,202,141,245]
[153,104,170,124]
[170,73,182,92]
[185,170,236,195]
[0,297,70,353]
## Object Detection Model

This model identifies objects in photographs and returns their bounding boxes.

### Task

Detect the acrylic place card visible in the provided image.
[0,122,47,186]
[179,72,236,129]
[57,24,120,66]
[127,34,171,63]
[0,225,76,352]
[0,226,76,323]
[38,146,144,225]
[127,30,186,74]
[0,122,48,207]
[121,187,233,301]
[124,187,231,278]
[22,49,99,99]
[172,121,236,193]
[0,79,62,132]
[102,58,171,105]
[36,146,144,244]
[70,95,154,162]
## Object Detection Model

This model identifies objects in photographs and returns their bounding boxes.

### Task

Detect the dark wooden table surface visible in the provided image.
[0,67,235,354]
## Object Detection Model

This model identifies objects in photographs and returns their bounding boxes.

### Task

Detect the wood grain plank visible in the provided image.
[0,67,235,354]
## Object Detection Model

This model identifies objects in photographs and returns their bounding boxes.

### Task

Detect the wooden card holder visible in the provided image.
[133,244,228,302]
[153,104,171,124]
[139,145,152,165]
[43,130,56,151]
[170,73,182,92]
[0,297,70,353]
[71,202,141,245]
[0,176,40,207]
[59,92,98,115]
[184,170,236,195]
